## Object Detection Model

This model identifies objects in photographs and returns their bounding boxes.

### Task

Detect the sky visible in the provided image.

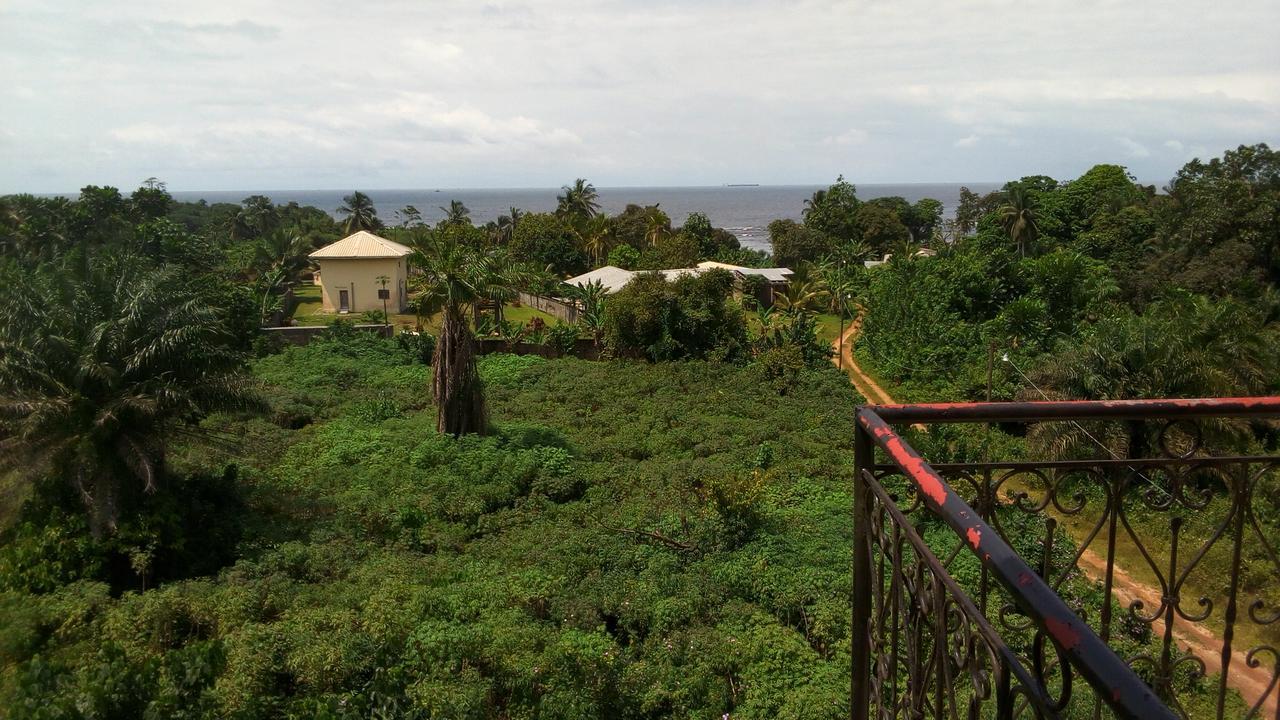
[2,0,1278,193]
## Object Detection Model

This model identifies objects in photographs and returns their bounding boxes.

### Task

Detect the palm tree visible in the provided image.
[802,188,827,224]
[556,179,600,222]
[410,230,540,435]
[0,252,261,536]
[998,187,1039,258]
[772,274,830,315]
[252,231,313,324]
[642,205,671,247]
[396,205,424,228]
[1029,292,1276,458]
[494,207,523,245]
[337,191,381,234]
[578,214,614,266]
[439,200,471,227]
[233,195,280,241]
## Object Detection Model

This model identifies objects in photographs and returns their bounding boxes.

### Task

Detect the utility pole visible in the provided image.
[837,258,847,370]
[376,274,390,335]
[986,340,996,402]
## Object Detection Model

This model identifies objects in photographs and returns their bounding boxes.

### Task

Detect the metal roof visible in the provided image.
[310,231,413,259]
[564,265,637,294]
[696,260,793,282]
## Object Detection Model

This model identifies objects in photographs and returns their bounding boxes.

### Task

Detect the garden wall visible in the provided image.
[261,324,392,346]
[516,292,579,323]
[477,337,601,360]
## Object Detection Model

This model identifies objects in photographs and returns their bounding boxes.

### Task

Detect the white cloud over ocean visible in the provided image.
[2,0,1277,191]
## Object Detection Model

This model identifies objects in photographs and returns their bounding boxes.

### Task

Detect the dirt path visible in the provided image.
[1075,547,1277,715]
[837,314,1277,714]
[832,315,895,405]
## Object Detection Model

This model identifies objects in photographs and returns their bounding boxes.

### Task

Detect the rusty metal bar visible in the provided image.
[868,396,1280,424]
[857,407,1179,720]
[851,421,874,720]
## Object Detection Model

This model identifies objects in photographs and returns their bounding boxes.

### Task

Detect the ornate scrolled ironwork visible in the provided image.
[853,397,1280,720]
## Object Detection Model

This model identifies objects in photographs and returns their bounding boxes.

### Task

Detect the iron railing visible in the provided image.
[852,398,1280,720]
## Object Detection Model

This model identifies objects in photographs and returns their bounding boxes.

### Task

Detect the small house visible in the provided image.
[309,231,412,314]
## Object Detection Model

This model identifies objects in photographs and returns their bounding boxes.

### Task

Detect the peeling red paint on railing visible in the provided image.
[855,405,1183,720]
[868,396,1280,424]
[867,420,947,506]
[1046,616,1083,650]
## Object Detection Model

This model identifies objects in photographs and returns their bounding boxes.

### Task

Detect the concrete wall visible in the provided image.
[261,324,392,346]
[516,292,579,323]
[315,257,409,314]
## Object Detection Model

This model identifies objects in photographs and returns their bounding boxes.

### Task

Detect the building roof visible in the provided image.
[567,261,796,294]
[695,260,793,282]
[657,268,702,281]
[564,265,637,294]
[310,231,413,259]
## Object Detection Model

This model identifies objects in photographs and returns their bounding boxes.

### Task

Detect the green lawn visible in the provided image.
[502,304,558,326]
[289,285,560,335]
[814,313,846,345]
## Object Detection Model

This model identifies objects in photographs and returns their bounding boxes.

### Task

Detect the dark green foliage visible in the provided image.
[0,250,261,536]
[607,243,641,269]
[860,145,1280,404]
[603,269,749,362]
[635,231,701,270]
[802,176,861,241]
[0,349,860,718]
[396,331,437,364]
[510,212,588,276]
[768,219,836,268]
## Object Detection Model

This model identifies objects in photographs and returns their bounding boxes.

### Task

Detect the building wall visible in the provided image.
[316,257,409,314]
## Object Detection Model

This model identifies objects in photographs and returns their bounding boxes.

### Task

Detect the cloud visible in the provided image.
[823,128,868,146]
[1117,137,1151,158]
[1,0,1277,191]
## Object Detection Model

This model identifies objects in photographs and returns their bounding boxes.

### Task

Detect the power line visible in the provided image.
[1000,352,1172,500]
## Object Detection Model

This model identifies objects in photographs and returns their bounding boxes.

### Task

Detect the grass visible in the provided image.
[501,303,559,326]
[289,285,562,336]
[814,313,846,345]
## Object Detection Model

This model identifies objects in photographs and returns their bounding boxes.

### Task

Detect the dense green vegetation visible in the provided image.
[1,143,1277,717]
[858,145,1280,415]
[1,335,866,717]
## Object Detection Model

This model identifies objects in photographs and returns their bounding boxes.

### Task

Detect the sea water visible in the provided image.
[169,183,1002,253]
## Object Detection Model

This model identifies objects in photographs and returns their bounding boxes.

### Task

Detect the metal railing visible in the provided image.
[852,397,1280,720]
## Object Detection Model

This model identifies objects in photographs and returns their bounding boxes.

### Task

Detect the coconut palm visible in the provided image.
[494,207,523,245]
[643,205,671,247]
[556,179,600,222]
[802,188,828,224]
[439,200,471,227]
[577,214,614,266]
[396,205,424,228]
[337,191,381,234]
[0,252,261,536]
[410,230,540,435]
[998,187,1039,258]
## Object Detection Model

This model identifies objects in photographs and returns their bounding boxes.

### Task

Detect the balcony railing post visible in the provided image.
[852,420,874,720]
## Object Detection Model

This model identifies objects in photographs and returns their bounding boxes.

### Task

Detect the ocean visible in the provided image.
[169,183,1002,253]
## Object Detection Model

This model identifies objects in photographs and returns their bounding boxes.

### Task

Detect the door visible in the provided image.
[338,289,350,313]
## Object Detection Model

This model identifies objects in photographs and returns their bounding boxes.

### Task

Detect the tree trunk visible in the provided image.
[433,305,488,436]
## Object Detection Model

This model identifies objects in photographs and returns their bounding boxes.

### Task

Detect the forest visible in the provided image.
[0,144,1277,718]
